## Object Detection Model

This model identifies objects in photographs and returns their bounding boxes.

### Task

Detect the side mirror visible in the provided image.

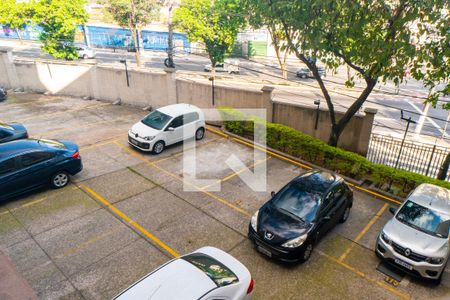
[166,127,175,132]
[389,207,397,215]
[270,191,276,198]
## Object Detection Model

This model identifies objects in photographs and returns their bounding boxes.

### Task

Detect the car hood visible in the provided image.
[131,121,161,138]
[383,217,449,257]
[257,203,311,245]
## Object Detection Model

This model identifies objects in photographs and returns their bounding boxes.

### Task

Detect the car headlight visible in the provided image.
[144,136,155,141]
[282,234,308,248]
[250,210,259,231]
[426,257,444,265]
[381,232,392,245]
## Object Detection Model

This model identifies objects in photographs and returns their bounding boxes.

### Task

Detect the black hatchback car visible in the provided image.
[248,170,353,262]
[0,121,28,143]
[0,139,83,201]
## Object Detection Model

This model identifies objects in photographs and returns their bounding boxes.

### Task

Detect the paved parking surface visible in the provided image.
[1,93,450,299]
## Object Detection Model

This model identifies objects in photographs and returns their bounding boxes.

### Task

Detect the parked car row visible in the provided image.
[0,122,82,202]
[2,102,449,300]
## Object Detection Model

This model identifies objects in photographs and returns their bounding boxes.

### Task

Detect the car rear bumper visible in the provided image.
[67,158,83,175]
[376,235,446,279]
[248,225,306,262]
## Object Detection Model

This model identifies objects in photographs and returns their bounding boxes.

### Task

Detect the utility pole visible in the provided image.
[395,110,416,169]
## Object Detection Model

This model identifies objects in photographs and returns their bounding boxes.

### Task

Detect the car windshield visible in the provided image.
[182,253,238,287]
[272,181,322,223]
[396,200,450,238]
[141,110,171,130]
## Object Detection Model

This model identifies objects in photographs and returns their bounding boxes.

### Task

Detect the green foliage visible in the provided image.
[253,0,449,144]
[0,0,34,29]
[173,0,246,66]
[33,0,88,60]
[220,107,450,197]
[100,0,160,29]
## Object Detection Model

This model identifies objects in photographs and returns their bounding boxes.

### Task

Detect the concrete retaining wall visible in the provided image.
[0,49,376,155]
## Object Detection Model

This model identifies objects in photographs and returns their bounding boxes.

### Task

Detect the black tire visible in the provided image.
[83,54,88,59]
[50,171,70,189]
[299,242,314,263]
[339,205,351,223]
[152,141,165,154]
[195,127,205,140]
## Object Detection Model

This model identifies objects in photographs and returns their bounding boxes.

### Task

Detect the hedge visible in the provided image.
[219,107,450,197]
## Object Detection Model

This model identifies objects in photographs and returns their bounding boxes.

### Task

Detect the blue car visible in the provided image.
[0,139,83,201]
[0,122,28,143]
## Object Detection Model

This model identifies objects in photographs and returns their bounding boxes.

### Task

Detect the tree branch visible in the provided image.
[281,20,337,127]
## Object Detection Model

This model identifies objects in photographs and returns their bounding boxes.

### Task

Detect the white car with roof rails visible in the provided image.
[113,246,254,300]
[128,103,205,154]
[376,183,450,283]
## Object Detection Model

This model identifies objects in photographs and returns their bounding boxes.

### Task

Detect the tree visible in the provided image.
[173,0,246,69]
[33,0,88,60]
[244,0,293,79]
[258,0,449,146]
[101,0,161,67]
[0,0,34,42]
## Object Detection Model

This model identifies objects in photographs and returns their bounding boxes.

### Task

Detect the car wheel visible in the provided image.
[83,54,88,59]
[195,127,205,140]
[300,242,314,263]
[152,141,165,154]
[339,205,351,223]
[51,171,70,189]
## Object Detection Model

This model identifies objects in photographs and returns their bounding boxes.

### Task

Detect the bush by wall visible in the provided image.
[220,107,450,197]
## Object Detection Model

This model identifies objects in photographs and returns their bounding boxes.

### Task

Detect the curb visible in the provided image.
[206,126,403,205]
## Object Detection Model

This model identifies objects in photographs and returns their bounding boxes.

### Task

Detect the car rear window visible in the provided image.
[38,139,66,149]
[0,122,13,130]
[182,253,238,287]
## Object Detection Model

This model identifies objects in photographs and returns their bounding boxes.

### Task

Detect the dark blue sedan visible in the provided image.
[0,139,83,201]
[0,122,28,143]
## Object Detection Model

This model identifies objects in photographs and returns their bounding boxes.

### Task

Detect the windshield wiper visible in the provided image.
[277,207,306,223]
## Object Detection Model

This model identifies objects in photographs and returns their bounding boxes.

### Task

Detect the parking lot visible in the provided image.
[1,92,449,299]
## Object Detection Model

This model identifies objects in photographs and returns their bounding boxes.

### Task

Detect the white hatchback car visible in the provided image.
[128,103,205,154]
[113,247,254,300]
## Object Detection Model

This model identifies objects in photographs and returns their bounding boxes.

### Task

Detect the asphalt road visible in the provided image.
[2,38,449,146]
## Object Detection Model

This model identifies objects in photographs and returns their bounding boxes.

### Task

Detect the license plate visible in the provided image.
[394,258,413,270]
[129,138,138,145]
[257,246,272,257]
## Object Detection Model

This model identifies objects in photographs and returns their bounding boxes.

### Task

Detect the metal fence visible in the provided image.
[367,133,450,181]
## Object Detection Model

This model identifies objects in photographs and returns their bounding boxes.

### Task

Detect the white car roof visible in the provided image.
[408,184,450,214]
[114,259,216,300]
[157,103,201,118]
[113,247,250,300]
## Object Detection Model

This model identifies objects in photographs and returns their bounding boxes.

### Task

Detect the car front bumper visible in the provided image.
[248,225,308,262]
[376,235,446,279]
[128,133,154,152]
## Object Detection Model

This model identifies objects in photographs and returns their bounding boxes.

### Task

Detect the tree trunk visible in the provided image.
[132,28,141,67]
[167,2,175,68]
[437,152,450,180]
[327,78,377,146]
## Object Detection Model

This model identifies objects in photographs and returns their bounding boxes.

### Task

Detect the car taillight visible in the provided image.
[247,278,254,294]
[72,151,80,159]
